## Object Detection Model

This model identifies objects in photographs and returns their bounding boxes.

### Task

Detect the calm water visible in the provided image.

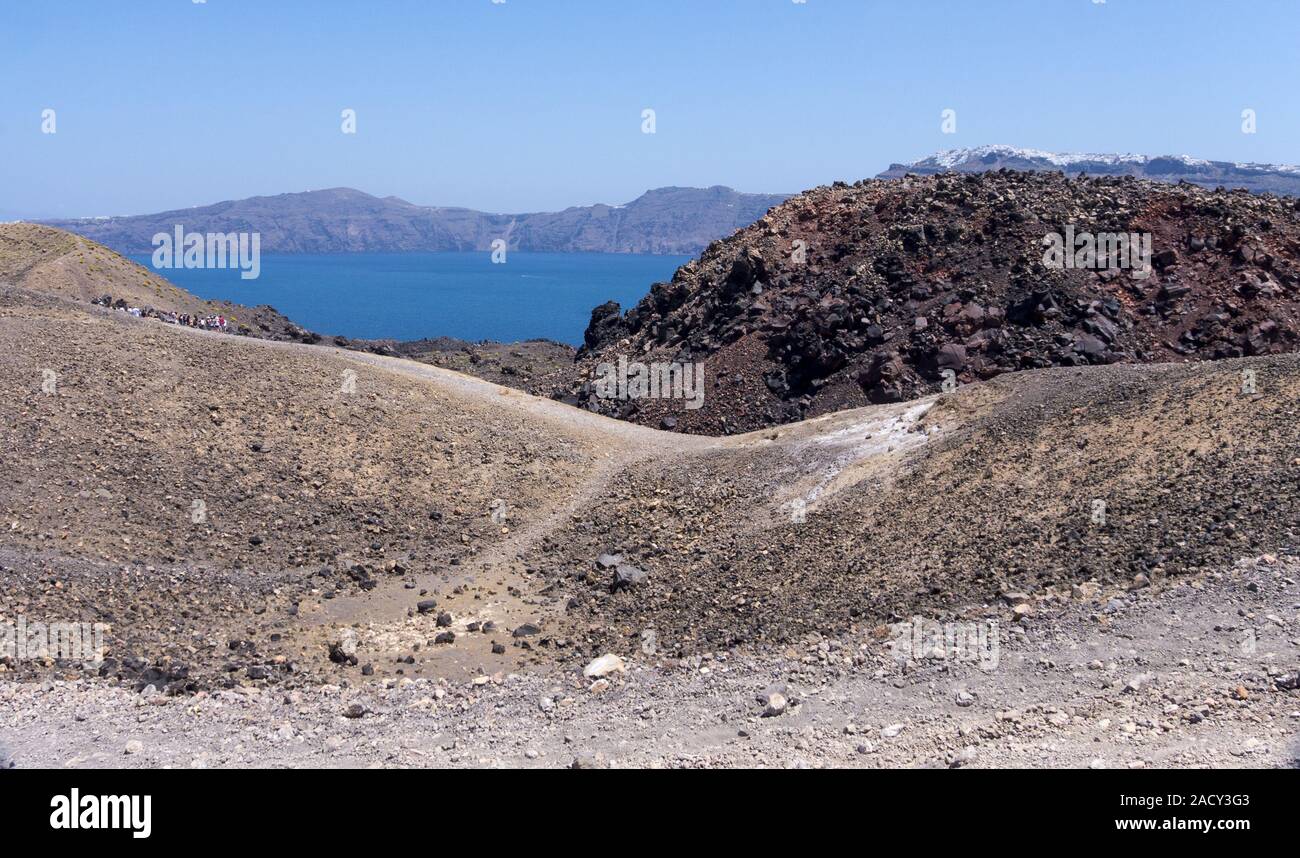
[130,252,689,345]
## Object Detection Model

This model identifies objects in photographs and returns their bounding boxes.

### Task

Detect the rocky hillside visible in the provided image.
[3,225,1298,732]
[40,186,791,256]
[0,279,669,689]
[879,146,1300,196]
[540,355,1300,658]
[564,171,1300,434]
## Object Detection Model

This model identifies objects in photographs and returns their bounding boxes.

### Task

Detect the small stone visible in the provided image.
[328,630,359,665]
[583,654,627,678]
[761,692,787,717]
[612,564,648,590]
[1072,582,1101,600]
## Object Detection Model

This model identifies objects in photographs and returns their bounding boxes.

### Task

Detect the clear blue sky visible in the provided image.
[2,0,1297,218]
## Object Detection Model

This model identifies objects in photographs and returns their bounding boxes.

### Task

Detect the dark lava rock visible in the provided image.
[558,170,1300,435]
[612,564,649,591]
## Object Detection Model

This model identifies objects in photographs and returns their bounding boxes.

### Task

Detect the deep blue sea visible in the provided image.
[130,252,689,345]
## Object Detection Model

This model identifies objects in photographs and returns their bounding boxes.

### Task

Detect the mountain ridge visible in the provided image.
[38,186,792,256]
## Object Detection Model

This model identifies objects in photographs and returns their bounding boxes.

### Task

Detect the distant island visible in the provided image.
[41,147,1300,260]
[39,186,792,256]
[878,145,1300,196]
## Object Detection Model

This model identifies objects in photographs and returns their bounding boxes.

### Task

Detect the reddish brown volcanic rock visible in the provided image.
[562,171,1300,434]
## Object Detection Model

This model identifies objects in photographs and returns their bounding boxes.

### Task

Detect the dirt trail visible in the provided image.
[314,455,659,679]
[2,290,984,687]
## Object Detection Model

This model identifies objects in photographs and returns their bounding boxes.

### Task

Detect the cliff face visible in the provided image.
[563,170,1300,435]
[39,186,790,256]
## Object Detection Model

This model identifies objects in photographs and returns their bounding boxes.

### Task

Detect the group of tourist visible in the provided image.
[90,295,230,332]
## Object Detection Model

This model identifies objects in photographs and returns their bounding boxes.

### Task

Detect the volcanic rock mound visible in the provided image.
[563,171,1300,434]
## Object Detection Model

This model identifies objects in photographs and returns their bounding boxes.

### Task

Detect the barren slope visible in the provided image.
[535,356,1300,661]
[2,222,223,316]
[0,281,685,687]
[1,228,1296,707]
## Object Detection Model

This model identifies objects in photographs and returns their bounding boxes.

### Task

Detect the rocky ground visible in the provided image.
[3,556,1296,769]
[355,335,575,394]
[534,355,1300,665]
[560,171,1300,434]
[2,226,1298,769]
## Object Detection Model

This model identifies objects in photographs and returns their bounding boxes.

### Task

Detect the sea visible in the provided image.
[129,251,690,345]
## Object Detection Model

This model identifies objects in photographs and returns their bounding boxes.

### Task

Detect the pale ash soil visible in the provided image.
[2,557,1297,769]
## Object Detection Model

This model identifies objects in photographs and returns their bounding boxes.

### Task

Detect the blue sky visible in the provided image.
[2,0,1297,218]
